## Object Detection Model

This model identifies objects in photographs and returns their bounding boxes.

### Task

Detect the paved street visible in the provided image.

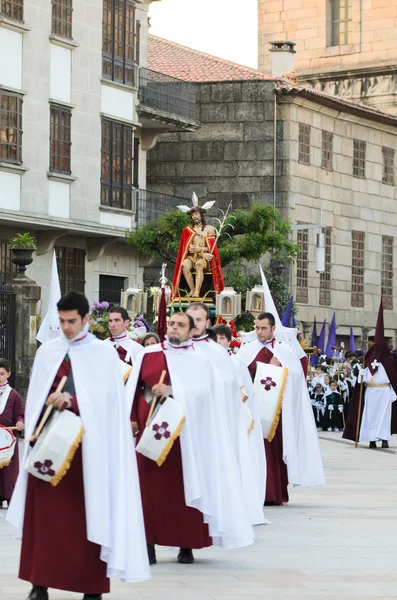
[1,435,397,599]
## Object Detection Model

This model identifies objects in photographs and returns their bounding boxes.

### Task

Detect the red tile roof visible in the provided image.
[148,35,273,83]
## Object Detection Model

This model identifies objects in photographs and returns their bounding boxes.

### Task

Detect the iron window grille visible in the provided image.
[298,123,310,165]
[0,93,23,165]
[51,0,72,39]
[382,147,394,186]
[330,0,352,46]
[101,118,133,210]
[50,105,72,175]
[319,228,332,306]
[0,0,23,22]
[353,139,366,179]
[55,247,85,293]
[382,236,393,310]
[351,231,365,307]
[296,227,309,304]
[102,0,137,87]
[321,131,333,171]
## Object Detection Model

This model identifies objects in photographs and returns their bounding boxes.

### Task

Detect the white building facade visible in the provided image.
[0,0,198,309]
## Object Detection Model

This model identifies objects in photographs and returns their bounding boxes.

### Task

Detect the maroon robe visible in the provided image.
[19,358,110,595]
[131,351,212,549]
[248,346,289,505]
[0,388,24,502]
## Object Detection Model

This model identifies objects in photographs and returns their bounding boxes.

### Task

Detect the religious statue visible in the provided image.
[172,193,224,299]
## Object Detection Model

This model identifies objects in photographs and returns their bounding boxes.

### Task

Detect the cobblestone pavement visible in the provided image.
[1,435,397,599]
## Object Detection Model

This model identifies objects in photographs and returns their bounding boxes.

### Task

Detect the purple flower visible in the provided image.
[100,301,109,309]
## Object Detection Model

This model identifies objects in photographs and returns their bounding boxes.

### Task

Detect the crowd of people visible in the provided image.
[0,289,395,600]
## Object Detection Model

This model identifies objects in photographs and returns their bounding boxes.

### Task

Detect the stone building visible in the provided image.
[0,0,198,309]
[258,0,397,115]
[147,36,397,345]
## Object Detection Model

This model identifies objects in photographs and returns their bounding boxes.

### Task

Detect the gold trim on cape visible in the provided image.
[266,368,288,443]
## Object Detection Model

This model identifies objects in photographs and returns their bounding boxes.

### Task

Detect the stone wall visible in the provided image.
[147,80,286,213]
[280,97,397,340]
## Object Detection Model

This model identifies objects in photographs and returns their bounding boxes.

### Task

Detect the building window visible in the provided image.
[99,274,126,305]
[296,227,308,304]
[0,240,17,285]
[0,93,23,165]
[135,20,141,65]
[51,0,72,39]
[101,119,133,210]
[50,106,72,175]
[382,147,394,186]
[102,0,136,86]
[382,236,393,310]
[351,231,365,308]
[329,0,351,46]
[321,131,333,171]
[0,0,23,22]
[298,123,310,165]
[133,136,139,187]
[55,247,85,293]
[353,139,366,179]
[319,228,332,306]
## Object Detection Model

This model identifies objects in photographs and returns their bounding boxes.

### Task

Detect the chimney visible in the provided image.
[269,41,296,78]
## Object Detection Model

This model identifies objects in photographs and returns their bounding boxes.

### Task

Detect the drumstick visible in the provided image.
[146,370,167,426]
[27,375,68,443]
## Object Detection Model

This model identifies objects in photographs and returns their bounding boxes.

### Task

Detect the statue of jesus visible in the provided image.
[172,195,224,299]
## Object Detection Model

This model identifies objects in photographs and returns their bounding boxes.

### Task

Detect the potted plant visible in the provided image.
[10,232,37,275]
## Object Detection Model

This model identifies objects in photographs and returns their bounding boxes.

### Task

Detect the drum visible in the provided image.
[24,409,84,487]
[136,397,186,466]
[0,425,16,469]
[253,362,288,441]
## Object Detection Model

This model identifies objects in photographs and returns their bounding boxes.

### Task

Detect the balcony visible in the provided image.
[138,68,199,130]
[136,189,187,227]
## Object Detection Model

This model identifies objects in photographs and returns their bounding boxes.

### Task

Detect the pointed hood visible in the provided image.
[349,326,356,352]
[311,317,318,347]
[281,297,293,327]
[36,251,61,344]
[317,319,326,356]
[325,312,336,358]
[259,265,288,344]
[365,300,396,382]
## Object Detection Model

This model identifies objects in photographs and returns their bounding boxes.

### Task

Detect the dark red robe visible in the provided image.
[248,347,289,506]
[19,358,110,595]
[131,351,212,548]
[0,388,24,502]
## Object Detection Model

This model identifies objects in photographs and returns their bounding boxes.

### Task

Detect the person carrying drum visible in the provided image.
[7,291,150,600]
[0,358,24,508]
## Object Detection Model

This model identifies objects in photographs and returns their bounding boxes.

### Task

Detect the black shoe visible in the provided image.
[369,441,377,449]
[27,587,48,600]
[147,543,157,565]
[382,440,390,449]
[83,596,102,600]
[177,548,194,564]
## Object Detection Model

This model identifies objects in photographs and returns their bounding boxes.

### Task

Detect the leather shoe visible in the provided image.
[382,440,390,449]
[27,587,48,600]
[147,543,157,565]
[83,595,102,600]
[369,441,377,449]
[177,548,194,564]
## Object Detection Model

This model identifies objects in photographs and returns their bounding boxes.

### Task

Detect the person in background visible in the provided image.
[0,358,24,509]
[141,333,160,348]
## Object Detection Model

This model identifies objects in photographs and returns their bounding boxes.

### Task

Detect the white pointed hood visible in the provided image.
[36,251,61,344]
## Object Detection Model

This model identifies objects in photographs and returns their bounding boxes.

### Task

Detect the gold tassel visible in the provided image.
[123,367,132,383]
[248,417,255,435]
[0,458,12,469]
[49,426,85,487]
[156,417,186,467]
[267,369,289,443]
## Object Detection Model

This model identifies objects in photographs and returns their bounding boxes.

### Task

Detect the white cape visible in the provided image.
[360,363,397,442]
[8,333,150,583]
[238,339,326,488]
[125,341,255,548]
[103,335,144,364]
[192,338,267,526]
